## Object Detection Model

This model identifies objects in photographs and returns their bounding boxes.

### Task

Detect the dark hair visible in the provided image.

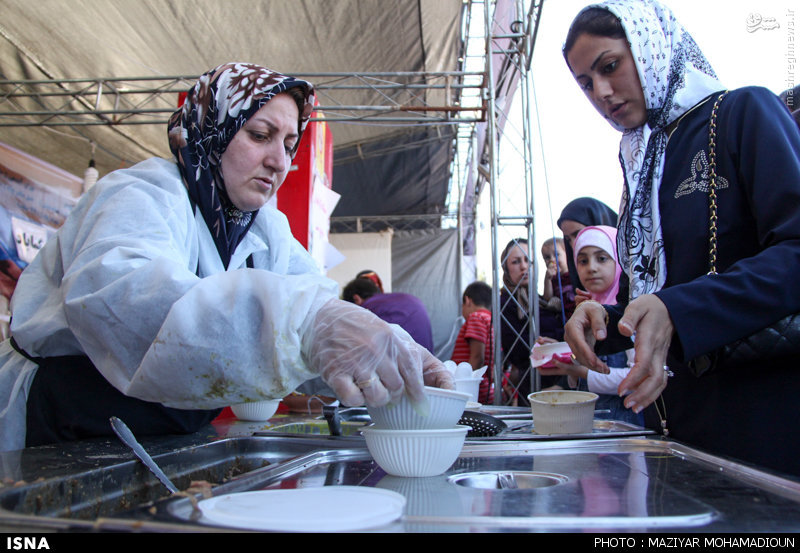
[342,277,380,303]
[355,269,384,293]
[282,85,311,154]
[463,281,493,309]
[563,7,627,70]
[557,197,618,229]
[281,85,307,115]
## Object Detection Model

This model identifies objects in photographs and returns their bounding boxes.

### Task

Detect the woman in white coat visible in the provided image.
[0,62,451,450]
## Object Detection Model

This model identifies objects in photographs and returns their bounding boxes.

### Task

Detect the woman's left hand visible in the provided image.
[303,298,429,408]
[617,294,675,413]
[574,288,592,306]
[564,300,610,375]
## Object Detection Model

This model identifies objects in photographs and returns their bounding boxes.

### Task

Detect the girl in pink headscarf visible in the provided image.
[540,225,642,425]
[573,225,622,307]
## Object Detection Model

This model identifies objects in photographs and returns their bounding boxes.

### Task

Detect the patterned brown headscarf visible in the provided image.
[168,62,315,268]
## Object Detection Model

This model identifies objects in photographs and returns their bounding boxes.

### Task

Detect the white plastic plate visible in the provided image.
[197,486,406,532]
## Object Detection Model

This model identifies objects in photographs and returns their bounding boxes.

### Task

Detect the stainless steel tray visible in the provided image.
[0,435,358,531]
[156,437,800,533]
[477,418,655,440]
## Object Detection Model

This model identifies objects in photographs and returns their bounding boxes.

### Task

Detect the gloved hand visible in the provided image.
[302,298,432,408]
[386,322,455,391]
[418,343,455,391]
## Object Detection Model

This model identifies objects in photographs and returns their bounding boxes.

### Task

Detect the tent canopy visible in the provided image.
[0,0,468,221]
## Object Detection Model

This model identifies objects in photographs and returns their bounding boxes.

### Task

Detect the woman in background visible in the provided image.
[499,238,563,404]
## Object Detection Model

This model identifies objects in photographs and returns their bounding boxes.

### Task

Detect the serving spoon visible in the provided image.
[110,416,179,494]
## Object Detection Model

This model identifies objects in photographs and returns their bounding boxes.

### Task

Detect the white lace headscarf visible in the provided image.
[580,0,723,298]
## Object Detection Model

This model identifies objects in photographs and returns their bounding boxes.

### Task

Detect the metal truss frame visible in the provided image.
[0,71,487,127]
[486,0,545,406]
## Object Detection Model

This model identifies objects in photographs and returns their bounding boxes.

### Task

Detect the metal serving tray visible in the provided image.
[0,435,358,531]
[4,434,800,533]
[149,438,800,533]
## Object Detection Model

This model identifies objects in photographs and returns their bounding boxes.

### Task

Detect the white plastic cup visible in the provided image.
[453,378,481,403]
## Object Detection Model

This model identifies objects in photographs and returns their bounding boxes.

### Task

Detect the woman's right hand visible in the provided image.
[563,300,611,375]
[616,294,674,414]
[302,298,433,409]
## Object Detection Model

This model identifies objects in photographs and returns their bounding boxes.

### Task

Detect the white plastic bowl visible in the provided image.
[367,386,470,430]
[528,390,598,435]
[361,425,469,477]
[453,377,481,403]
[230,399,281,422]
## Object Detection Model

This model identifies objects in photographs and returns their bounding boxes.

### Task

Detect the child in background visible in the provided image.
[542,237,574,314]
[451,281,494,404]
[540,226,643,426]
[539,237,574,341]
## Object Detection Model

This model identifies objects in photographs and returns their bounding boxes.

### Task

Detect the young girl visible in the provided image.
[573,225,620,307]
[556,197,618,294]
[544,225,642,426]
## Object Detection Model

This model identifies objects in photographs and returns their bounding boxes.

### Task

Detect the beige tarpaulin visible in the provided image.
[0,0,463,179]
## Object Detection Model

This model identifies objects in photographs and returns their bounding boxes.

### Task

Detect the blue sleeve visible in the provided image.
[656,87,800,361]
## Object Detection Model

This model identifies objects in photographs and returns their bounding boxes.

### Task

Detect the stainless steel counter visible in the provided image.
[160,437,800,533]
[1,413,800,533]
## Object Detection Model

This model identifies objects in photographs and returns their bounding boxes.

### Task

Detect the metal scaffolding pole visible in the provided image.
[0,72,487,127]
[486,0,503,406]
[488,0,544,406]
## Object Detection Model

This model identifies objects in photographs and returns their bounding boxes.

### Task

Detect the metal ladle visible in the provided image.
[110,416,179,494]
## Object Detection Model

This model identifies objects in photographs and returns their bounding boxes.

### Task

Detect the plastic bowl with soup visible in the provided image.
[527,390,598,435]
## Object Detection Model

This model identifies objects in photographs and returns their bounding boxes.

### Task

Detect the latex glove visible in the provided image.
[420,348,455,390]
[302,298,427,409]
[385,322,454,391]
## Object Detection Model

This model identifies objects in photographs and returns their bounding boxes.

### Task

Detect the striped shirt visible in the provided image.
[451,309,494,403]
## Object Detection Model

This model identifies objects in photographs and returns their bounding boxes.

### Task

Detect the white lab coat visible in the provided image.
[0,157,338,451]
